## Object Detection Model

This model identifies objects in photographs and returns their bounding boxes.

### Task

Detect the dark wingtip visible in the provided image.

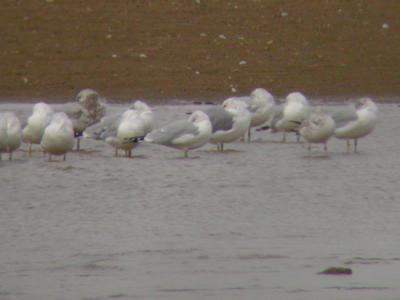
[256,126,270,131]
[288,120,302,125]
[74,131,83,138]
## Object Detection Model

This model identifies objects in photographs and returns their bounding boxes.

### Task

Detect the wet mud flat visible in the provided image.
[1,102,400,299]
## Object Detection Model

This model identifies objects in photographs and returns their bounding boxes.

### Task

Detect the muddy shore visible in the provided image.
[1,1,399,103]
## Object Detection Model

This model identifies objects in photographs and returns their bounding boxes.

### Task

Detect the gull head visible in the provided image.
[356,97,378,113]
[131,100,152,112]
[286,92,308,106]
[188,111,210,124]
[250,88,275,105]
[33,102,54,115]
[222,97,248,111]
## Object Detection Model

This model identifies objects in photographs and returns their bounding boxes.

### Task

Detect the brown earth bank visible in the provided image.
[0,0,399,103]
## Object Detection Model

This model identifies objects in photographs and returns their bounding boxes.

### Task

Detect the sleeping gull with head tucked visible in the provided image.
[299,108,335,152]
[40,112,75,161]
[270,92,310,142]
[219,88,276,142]
[130,100,154,134]
[57,88,107,150]
[333,97,378,153]
[84,100,153,157]
[145,110,212,158]
[22,102,54,156]
[203,97,251,151]
[104,109,146,158]
[2,112,22,160]
[245,88,276,141]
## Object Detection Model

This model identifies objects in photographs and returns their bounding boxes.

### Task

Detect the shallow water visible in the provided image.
[1,102,400,300]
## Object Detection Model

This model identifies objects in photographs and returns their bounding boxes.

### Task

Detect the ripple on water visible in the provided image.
[344,257,400,265]
[326,286,393,291]
[237,253,288,260]
[137,248,199,255]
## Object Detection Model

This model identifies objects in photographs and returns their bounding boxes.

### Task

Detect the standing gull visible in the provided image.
[299,109,335,152]
[245,88,276,141]
[3,112,22,160]
[130,100,154,135]
[204,98,251,151]
[333,97,378,153]
[40,112,75,161]
[57,89,107,150]
[84,100,153,157]
[22,102,54,156]
[103,109,146,157]
[273,92,310,142]
[145,110,212,158]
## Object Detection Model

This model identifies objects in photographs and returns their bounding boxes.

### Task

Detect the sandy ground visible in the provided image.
[0,1,399,103]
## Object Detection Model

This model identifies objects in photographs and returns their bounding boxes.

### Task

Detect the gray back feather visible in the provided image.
[269,105,284,129]
[84,114,120,140]
[148,119,199,146]
[204,106,234,133]
[322,105,357,128]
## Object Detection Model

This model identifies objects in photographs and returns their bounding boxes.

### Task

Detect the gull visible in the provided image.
[271,92,310,142]
[57,89,107,150]
[245,88,276,141]
[40,112,75,161]
[0,114,7,160]
[3,112,22,160]
[103,109,146,158]
[204,97,251,151]
[130,100,154,134]
[22,102,54,156]
[145,110,212,158]
[333,98,378,153]
[84,100,153,157]
[299,108,335,152]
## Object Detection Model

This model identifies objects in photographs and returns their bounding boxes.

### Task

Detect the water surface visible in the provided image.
[1,102,399,300]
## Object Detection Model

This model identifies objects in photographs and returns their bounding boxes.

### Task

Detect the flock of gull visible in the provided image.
[0,88,378,160]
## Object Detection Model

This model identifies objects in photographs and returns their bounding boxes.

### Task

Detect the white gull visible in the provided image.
[299,108,336,152]
[2,112,22,160]
[271,92,310,142]
[40,112,75,161]
[22,102,54,156]
[333,97,378,153]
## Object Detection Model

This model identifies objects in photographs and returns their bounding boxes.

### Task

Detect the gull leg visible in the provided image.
[247,128,251,143]
[63,154,66,161]
[28,143,32,157]
[324,142,328,152]
[296,132,301,143]
[221,143,224,152]
[184,149,189,158]
[308,143,311,152]
[76,138,80,151]
[282,131,286,143]
[115,147,118,157]
[9,150,12,161]
[354,139,358,153]
[48,153,52,161]
[346,140,351,153]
